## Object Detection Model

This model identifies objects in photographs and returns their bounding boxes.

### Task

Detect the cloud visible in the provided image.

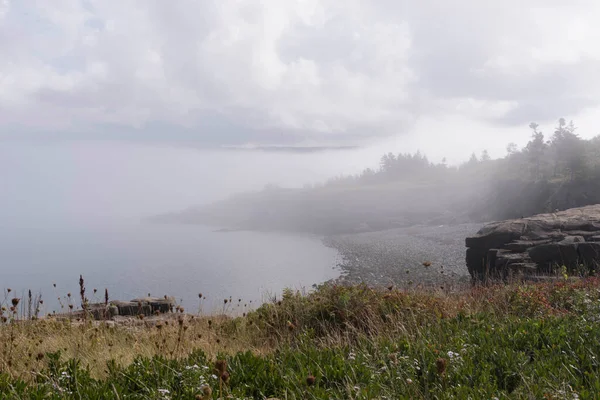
[0,0,599,147]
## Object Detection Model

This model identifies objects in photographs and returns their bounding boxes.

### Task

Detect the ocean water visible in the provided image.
[0,141,356,315]
[0,221,341,314]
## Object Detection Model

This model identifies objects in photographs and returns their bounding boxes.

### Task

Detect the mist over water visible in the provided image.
[0,141,360,312]
[0,141,374,224]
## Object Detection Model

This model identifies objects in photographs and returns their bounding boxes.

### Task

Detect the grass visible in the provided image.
[2,278,600,399]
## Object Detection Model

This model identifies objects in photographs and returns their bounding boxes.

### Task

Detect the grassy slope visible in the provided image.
[2,279,600,399]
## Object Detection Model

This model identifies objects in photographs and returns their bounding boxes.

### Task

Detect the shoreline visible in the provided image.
[322,223,480,289]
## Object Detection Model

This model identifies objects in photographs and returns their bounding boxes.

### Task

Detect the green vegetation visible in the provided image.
[2,279,600,398]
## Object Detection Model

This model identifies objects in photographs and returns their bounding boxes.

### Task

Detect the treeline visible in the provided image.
[323,118,600,188]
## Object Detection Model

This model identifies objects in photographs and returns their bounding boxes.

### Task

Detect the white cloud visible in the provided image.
[0,0,599,154]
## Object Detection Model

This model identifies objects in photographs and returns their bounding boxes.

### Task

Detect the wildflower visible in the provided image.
[348,352,356,361]
[406,378,413,384]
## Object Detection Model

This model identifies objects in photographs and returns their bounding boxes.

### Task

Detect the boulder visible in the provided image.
[466,204,600,281]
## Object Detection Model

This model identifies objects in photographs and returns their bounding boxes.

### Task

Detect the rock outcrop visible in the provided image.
[75,296,175,320]
[466,205,600,281]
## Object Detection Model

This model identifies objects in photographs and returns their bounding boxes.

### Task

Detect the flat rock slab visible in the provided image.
[64,296,177,320]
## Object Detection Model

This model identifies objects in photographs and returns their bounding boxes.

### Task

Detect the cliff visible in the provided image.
[466,204,600,281]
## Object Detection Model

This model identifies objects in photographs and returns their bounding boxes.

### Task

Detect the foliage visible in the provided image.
[323,118,600,187]
[2,279,600,398]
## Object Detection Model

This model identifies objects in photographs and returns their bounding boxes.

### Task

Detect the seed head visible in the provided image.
[196,384,212,400]
[220,371,230,383]
[436,358,447,376]
[11,298,20,307]
[215,359,227,374]
[198,293,203,299]
[306,375,316,386]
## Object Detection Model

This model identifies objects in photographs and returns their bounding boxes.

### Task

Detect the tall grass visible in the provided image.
[1,278,600,398]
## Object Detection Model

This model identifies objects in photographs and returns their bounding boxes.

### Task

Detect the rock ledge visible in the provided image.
[466,204,600,281]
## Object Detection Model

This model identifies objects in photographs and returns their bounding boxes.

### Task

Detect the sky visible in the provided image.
[2,1,600,223]
[1,0,599,161]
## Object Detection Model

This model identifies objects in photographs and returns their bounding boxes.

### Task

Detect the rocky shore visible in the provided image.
[324,223,478,289]
[466,204,600,281]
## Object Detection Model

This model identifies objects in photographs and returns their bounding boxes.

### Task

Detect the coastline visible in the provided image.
[322,223,480,289]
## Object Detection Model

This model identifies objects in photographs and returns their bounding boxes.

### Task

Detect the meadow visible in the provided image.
[1,277,600,399]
